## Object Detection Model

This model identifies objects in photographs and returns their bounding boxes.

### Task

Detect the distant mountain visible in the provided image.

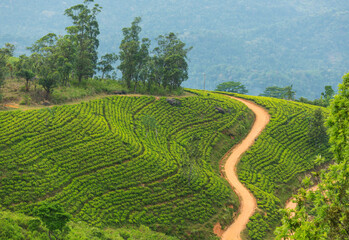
[1,0,348,98]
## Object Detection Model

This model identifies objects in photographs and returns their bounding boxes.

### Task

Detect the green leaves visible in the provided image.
[34,202,71,235]
[64,0,102,82]
[118,18,191,93]
[215,81,248,94]
[275,72,349,240]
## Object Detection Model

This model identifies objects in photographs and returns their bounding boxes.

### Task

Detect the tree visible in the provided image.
[260,86,285,98]
[118,17,150,91]
[55,35,76,86]
[35,202,71,240]
[308,108,328,145]
[283,85,295,100]
[321,85,335,106]
[65,0,102,82]
[0,43,15,89]
[97,53,118,79]
[154,32,192,91]
[38,67,59,100]
[215,81,248,94]
[14,54,38,92]
[0,52,6,91]
[260,85,295,100]
[275,73,349,240]
[29,34,60,98]
[17,69,35,92]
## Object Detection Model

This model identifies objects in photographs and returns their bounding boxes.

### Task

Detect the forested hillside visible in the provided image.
[1,0,348,98]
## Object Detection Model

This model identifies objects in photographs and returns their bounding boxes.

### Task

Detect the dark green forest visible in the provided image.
[0,0,348,99]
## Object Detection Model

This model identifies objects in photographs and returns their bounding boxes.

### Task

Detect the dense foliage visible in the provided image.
[220,92,331,239]
[275,73,349,239]
[215,81,248,94]
[0,43,15,101]
[0,210,179,240]
[259,85,295,100]
[0,1,191,103]
[118,18,191,93]
[0,92,254,239]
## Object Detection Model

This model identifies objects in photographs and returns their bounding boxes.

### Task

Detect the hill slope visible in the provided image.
[222,93,331,239]
[0,92,254,239]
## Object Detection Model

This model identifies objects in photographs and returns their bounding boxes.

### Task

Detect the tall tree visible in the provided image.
[55,35,76,86]
[0,43,15,89]
[154,32,192,90]
[118,17,150,91]
[29,33,60,99]
[65,0,101,83]
[97,53,118,79]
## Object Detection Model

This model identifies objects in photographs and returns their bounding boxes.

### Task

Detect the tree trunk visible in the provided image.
[25,79,30,92]
[134,81,138,93]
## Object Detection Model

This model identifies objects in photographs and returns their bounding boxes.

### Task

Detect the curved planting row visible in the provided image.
[0,92,253,239]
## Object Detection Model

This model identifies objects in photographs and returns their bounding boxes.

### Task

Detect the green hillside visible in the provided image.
[221,93,331,239]
[0,90,334,239]
[0,92,254,239]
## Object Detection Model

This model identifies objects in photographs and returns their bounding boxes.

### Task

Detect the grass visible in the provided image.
[0,77,126,105]
[0,77,195,112]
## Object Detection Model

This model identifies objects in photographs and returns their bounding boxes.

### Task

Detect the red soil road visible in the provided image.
[3,103,19,109]
[220,96,270,240]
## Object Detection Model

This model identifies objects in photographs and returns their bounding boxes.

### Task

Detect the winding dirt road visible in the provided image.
[220,96,270,240]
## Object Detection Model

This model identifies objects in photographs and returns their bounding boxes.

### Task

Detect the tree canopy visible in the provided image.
[260,85,295,100]
[35,202,71,239]
[118,17,191,93]
[215,81,248,94]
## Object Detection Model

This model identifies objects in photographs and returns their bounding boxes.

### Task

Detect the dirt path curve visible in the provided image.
[221,96,270,240]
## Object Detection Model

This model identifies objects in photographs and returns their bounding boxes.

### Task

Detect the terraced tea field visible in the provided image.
[0,92,254,239]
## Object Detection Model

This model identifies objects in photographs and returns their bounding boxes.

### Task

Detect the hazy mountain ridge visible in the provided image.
[1,0,348,98]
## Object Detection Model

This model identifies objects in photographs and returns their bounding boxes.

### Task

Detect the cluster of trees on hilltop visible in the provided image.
[118,17,192,93]
[215,80,335,106]
[0,0,191,101]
